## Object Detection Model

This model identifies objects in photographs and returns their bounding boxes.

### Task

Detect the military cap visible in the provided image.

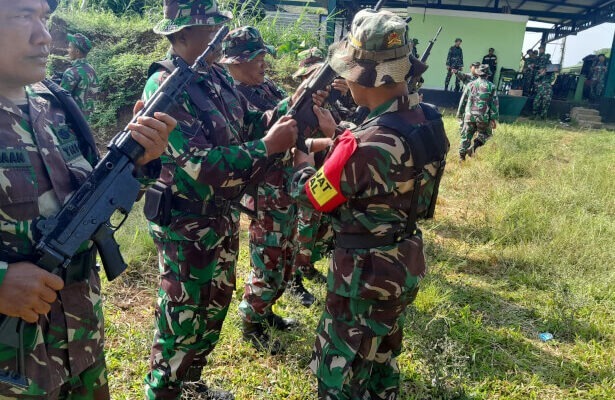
[219,26,275,64]
[475,64,490,76]
[328,9,411,87]
[67,33,93,54]
[471,61,481,67]
[292,47,325,79]
[154,0,233,35]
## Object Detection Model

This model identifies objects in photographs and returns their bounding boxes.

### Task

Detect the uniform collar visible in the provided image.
[364,93,420,122]
[0,83,50,121]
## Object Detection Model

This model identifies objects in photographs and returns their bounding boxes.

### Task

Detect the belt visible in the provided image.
[171,195,232,216]
[335,226,417,249]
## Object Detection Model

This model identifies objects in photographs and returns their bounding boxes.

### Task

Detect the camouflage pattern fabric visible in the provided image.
[219,26,275,65]
[0,83,105,397]
[445,46,464,91]
[591,60,607,98]
[60,58,99,122]
[292,47,325,80]
[235,77,297,323]
[67,33,92,54]
[154,0,233,35]
[455,71,477,119]
[142,57,283,399]
[293,205,333,276]
[535,53,550,71]
[460,76,498,156]
[291,94,448,398]
[532,73,553,119]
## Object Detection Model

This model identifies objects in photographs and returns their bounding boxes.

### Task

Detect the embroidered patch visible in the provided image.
[387,32,402,48]
[0,149,29,168]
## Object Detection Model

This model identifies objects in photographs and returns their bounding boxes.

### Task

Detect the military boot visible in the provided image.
[286,274,316,307]
[265,312,298,330]
[301,264,327,284]
[182,381,234,400]
[242,321,282,355]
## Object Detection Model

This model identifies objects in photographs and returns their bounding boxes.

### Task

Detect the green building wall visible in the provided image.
[406,7,528,89]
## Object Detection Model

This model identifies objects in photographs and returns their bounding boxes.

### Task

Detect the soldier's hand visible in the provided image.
[332,79,349,96]
[0,262,64,323]
[262,116,298,156]
[130,100,177,166]
[312,105,337,138]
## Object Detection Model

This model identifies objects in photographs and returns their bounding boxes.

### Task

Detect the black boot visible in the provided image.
[242,321,282,355]
[287,274,316,307]
[182,381,234,400]
[301,264,327,284]
[265,312,298,330]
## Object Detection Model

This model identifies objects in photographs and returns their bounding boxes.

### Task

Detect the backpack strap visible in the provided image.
[41,79,100,166]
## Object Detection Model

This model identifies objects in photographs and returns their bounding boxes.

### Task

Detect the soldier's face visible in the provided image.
[229,53,266,86]
[0,0,52,89]
[179,25,221,65]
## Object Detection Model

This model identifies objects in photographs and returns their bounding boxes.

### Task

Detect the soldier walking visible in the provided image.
[292,9,449,399]
[459,64,499,160]
[60,32,99,122]
[0,1,175,398]
[444,38,464,91]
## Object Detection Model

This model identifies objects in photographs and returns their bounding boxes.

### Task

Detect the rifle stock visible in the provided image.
[0,25,229,390]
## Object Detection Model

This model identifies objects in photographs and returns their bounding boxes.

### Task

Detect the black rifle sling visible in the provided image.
[41,79,100,165]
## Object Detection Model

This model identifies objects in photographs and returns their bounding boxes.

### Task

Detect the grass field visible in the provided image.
[104,115,614,399]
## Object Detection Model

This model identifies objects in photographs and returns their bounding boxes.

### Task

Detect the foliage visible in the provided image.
[103,118,615,399]
[59,0,162,17]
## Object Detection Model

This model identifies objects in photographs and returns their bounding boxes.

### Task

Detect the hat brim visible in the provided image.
[153,11,233,35]
[329,40,410,88]
[67,34,91,54]
[292,62,323,80]
[218,45,275,65]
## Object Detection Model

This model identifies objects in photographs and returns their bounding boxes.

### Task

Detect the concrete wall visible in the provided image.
[406,7,528,89]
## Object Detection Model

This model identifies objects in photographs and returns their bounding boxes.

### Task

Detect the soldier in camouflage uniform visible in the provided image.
[292,9,449,399]
[219,27,316,322]
[455,61,480,121]
[532,67,553,119]
[60,33,99,123]
[143,2,304,399]
[444,38,464,91]
[0,1,175,398]
[460,64,499,160]
[591,53,608,99]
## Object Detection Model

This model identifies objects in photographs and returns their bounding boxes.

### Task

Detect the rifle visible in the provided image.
[0,25,229,390]
[408,26,442,93]
[289,0,389,152]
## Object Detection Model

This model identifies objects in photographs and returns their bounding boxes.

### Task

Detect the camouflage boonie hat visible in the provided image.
[219,26,275,64]
[328,9,411,87]
[476,64,490,76]
[154,0,233,35]
[292,47,325,79]
[67,33,92,54]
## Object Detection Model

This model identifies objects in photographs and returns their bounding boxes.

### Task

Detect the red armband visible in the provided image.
[305,130,357,212]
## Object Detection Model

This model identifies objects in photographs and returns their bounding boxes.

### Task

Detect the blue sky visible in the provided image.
[523,22,614,67]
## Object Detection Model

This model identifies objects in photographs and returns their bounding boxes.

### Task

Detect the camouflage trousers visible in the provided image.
[310,292,409,400]
[532,86,552,119]
[293,204,334,277]
[238,204,297,322]
[145,223,239,400]
[2,355,108,400]
[460,121,492,156]
[444,69,462,92]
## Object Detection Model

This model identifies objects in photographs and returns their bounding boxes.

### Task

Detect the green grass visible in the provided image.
[102,117,615,399]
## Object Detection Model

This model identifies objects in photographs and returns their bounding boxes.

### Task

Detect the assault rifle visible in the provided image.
[0,25,229,390]
[408,26,442,93]
[289,0,388,152]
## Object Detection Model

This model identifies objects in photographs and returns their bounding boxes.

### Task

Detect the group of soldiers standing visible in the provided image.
[1,1,451,400]
[444,38,499,91]
[520,46,554,119]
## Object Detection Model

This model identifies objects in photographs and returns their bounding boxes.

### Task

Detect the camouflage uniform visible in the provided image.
[532,71,552,119]
[460,65,499,158]
[444,41,464,91]
[144,4,284,399]
[455,65,479,120]
[292,10,449,399]
[591,58,608,98]
[0,83,107,398]
[60,33,99,122]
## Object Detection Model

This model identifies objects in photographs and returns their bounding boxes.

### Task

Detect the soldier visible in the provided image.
[60,32,99,122]
[455,61,480,121]
[445,38,463,91]
[591,53,608,99]
[460,64,499,160]
[219,27,317,322]
[141,1,317,398]
[482,47,497,82]
[0,1,175,398]
[532,66,553,119]
[292,9,449,399]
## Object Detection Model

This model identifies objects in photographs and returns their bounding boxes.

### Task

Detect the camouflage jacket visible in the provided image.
[291,94,449,301]
[464,77,499,123]
[446,46,463,68]
[0,83,103,396]
[143,57,284,241]
[534,72,553,91]
[60,58,99,122]
[456,72,477,119]
[535,53,550,70]
[235,77,287,112]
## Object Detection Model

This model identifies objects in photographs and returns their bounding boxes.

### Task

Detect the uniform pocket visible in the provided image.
[0,150,38,220]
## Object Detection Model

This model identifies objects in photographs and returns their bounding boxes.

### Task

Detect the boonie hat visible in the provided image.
[292,48,325,79]
[154,0,232,35]
[219,26,275,64]
[328,9,411,87]
[67,33,92,54]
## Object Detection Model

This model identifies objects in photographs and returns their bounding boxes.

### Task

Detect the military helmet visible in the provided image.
[154,0,233,35]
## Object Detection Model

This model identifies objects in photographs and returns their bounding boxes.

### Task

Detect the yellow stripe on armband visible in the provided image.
[308,169,339,207]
